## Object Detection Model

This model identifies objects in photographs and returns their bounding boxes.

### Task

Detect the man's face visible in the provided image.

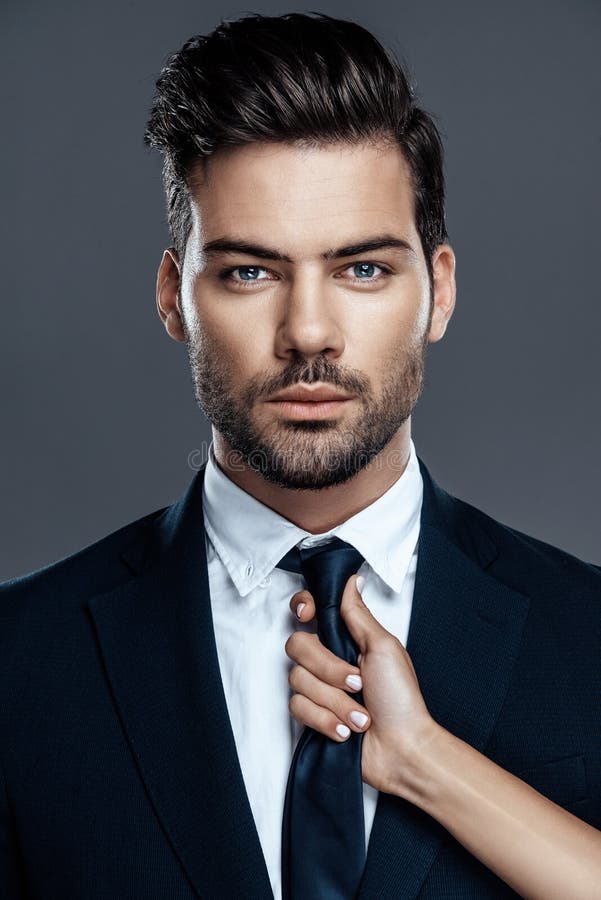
[160,140,455,490]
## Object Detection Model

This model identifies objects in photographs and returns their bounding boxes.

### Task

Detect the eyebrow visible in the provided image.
[200,234,416,263]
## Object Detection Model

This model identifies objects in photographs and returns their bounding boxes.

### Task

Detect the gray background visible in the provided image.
[1,0,599,581]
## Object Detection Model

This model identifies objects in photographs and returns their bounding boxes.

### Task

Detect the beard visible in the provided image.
[182,302,432,491]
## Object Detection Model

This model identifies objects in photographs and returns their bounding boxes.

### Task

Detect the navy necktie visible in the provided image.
[277,536,367,900]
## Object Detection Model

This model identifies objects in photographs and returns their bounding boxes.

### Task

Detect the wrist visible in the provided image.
[390,718,451,809]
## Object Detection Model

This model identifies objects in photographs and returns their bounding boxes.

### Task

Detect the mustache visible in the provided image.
[258,362,367,400]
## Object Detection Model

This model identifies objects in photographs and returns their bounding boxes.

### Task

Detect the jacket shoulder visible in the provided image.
[0,503,169,615]
[453,492,601,589]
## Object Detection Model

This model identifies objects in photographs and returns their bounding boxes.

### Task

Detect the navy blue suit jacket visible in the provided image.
[1,456,600,899]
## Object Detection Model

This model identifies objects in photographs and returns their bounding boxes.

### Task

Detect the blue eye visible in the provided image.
[341,262,389,283]
[236,266,263,281]
[218,265,275,288]
[353,263,377,278]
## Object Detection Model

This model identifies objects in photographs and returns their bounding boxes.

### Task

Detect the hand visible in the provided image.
[284,573,439,796]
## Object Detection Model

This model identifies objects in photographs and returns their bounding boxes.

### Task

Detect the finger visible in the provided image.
[285,631,362,691]
[289,692,356,742]
[289,589,316,622]
[288,664,371,732]
[340,573,396,653]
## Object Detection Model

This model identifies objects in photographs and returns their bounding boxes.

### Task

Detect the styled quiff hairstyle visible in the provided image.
[143,12,448,280]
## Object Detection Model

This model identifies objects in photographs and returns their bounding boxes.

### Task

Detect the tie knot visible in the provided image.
[276,536,364,614]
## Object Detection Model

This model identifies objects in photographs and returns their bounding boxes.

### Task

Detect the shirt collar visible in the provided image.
[202,437,423,597]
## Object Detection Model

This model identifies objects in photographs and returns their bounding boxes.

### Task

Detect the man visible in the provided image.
[1,11,599,900]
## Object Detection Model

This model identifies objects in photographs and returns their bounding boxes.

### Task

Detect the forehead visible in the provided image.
[186,140,418,255]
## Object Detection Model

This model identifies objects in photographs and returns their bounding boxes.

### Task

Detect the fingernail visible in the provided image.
[350,711,369,728]
[336,724,351,739]
[356,575,366,595]
[296,602,306,619]
[345,674,362,690]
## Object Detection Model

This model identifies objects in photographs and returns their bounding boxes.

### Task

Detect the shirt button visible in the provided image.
[245,562,254,577]
[258,576,271,589]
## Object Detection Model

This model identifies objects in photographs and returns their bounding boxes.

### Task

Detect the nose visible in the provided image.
[274,269,345,360]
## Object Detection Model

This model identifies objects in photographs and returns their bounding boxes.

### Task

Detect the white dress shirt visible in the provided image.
[202,437,424,900]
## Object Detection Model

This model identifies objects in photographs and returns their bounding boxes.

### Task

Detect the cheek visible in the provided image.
[194,304,273,384]
[354,303,417,356]
[185,292,236,350]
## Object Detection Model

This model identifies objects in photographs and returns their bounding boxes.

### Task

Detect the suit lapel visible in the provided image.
[87,464,274,899]
[357,457,531,899]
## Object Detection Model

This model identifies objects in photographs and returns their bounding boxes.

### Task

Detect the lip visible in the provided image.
[267,384,355,403]
[268,398,353,420]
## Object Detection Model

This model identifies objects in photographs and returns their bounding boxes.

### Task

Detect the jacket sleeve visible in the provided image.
[0,759,25,898]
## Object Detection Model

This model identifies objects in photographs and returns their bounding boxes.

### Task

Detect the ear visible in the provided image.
[427,243,456,344]
[156,247,186,343]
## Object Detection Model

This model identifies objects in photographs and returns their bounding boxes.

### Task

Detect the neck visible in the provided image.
[212,422,412,534]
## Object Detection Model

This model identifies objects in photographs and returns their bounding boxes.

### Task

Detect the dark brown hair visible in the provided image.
[143,12,448,280]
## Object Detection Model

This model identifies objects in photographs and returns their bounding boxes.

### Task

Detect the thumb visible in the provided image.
[340,574,386,653]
